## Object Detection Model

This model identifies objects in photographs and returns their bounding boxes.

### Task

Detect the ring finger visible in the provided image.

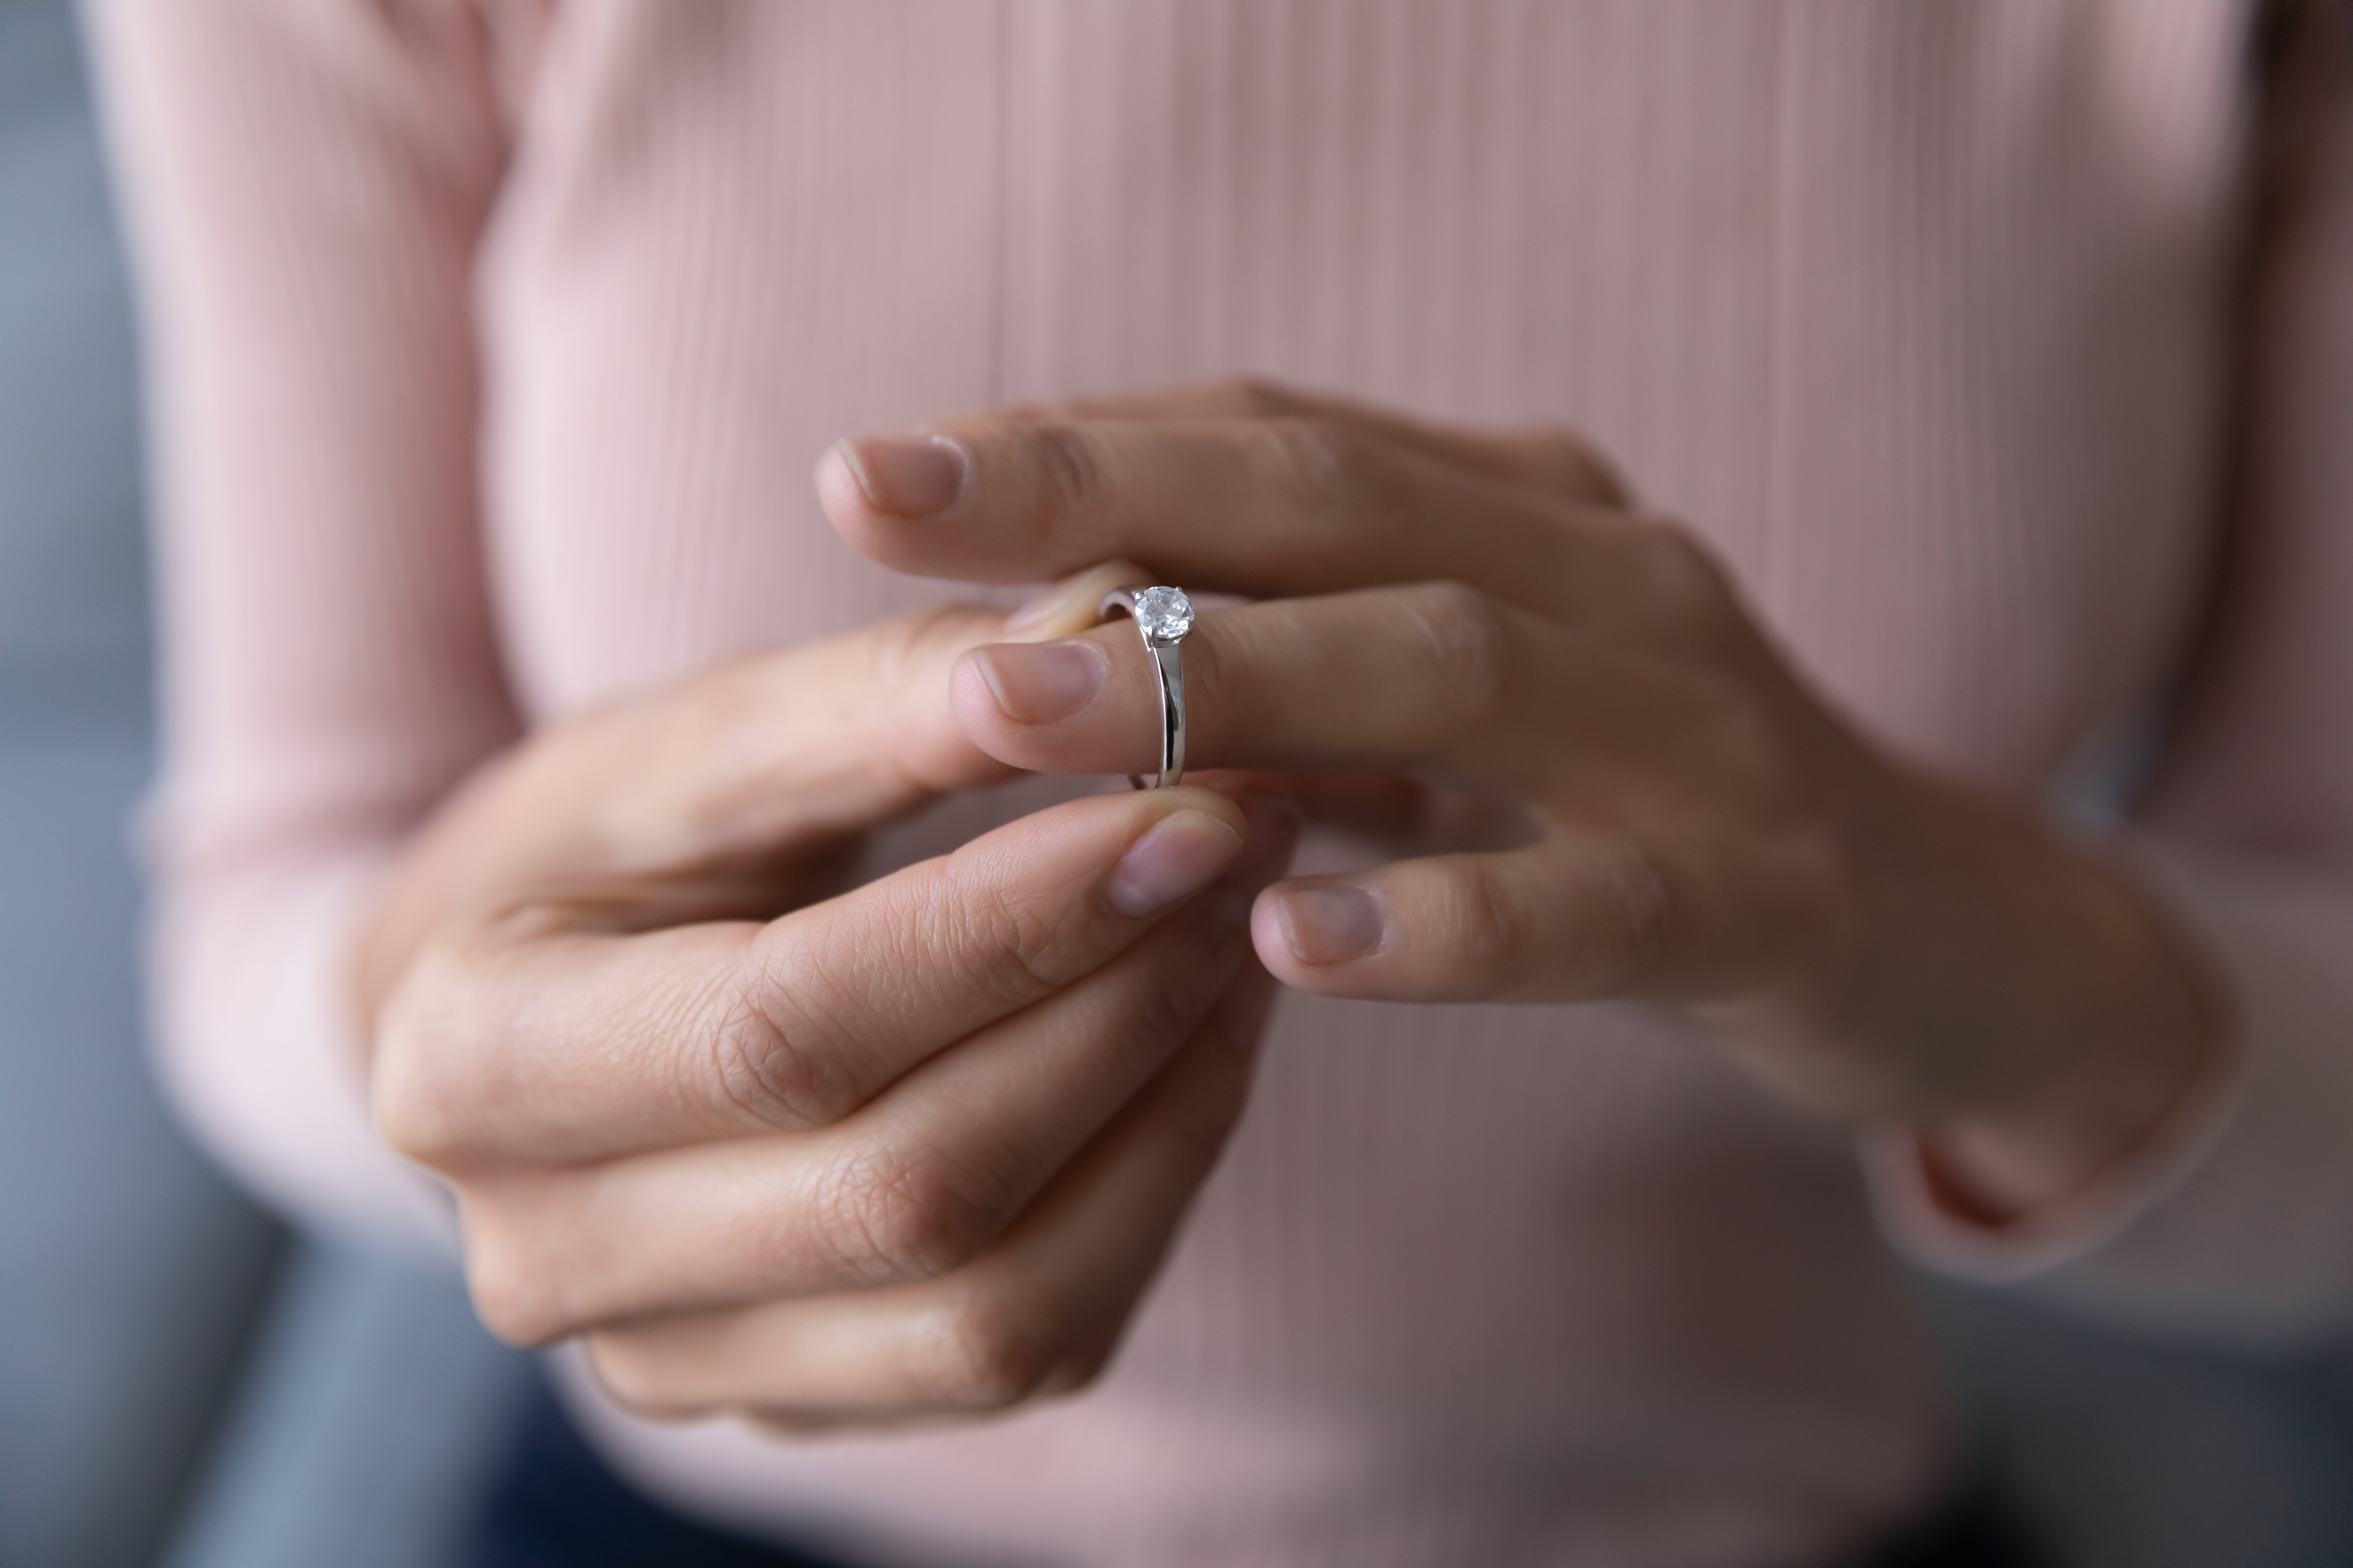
[953,583,1617,789]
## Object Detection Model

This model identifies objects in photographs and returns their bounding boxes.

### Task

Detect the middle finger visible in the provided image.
[819,416,1644,618]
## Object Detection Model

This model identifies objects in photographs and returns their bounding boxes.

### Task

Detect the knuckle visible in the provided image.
[979,881,1069,993]
[1217,373,1308,419]
[1599,839,1693,987]
[1451,859,1536,990]
[809,1140,1008,1286]
[921,1296,1061,1412]
[1248,416,1376,519]
[1024,422,1109,522]
[1622,521,1734,633]
[711,947,862,1130]
[1399,581,1515,719]
[941,867,1084,1007]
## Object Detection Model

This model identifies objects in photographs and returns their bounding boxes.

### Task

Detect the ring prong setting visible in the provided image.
[1132,585,1195,642]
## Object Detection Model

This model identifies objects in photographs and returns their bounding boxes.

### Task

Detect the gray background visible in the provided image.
[0,3,531,1565]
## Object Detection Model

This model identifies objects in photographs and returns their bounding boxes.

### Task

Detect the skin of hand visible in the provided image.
[354,573,1302,1431]
[817,377,2233,1225]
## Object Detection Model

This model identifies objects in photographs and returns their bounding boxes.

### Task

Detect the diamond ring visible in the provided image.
[1098,585,1192,790]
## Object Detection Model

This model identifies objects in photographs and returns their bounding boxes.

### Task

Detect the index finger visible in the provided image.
[816,415,1635,617]
[374,786,1253,1170]
[1006,378,1633,505]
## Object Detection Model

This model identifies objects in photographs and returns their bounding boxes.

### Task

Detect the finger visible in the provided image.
[1202,766,1431,843]
[461,795,1296,1340]
[955,583,1595,788]
[816,412,1651,615]
[1252,832,1710,1006]
[995,557,1156,636]
[361,579,1132,991]
[1191,766,1539,858]
[374,786,1253,1169]
[515,578,1144,879]
[1004,376,1633,505]
[581,968,1276,1424]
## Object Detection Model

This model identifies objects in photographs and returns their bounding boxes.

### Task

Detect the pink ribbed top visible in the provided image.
[83,2,2353,1563]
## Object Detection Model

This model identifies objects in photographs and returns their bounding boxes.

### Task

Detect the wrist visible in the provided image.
[1896,795,2232,1221]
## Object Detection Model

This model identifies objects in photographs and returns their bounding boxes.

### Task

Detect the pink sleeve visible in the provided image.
[83,0,521,1246]
[1869,4,2353,1348]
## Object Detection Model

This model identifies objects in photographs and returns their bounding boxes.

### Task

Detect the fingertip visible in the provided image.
[965,639,1109,726]
[832,434,972,521]
[1018,782,1252,865]
[1249,893,1297,980]
[949,639,1138,779]
[1252,878,1389,987]
[816,435,975,575]
[1145,783,1254,842]
[1106,804,1248,918]
[815,441,875,533]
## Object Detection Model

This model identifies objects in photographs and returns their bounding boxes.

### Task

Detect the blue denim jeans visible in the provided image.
[462,1387,868,1568]
[465,1382,2039,1568]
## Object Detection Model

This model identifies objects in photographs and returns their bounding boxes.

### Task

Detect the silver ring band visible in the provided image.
[1098,585,1192,790]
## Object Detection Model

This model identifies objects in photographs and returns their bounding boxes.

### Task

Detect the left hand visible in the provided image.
[818,379,2228,1220]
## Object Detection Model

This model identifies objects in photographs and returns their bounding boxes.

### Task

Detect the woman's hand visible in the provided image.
[819,379,2228,1222]
[356,585,1300,1429]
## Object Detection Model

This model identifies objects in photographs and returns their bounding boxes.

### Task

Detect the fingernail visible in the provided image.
[1275,885,1385,965]
[1108,810,1246,918]
[834,435,971,519]
[974,640,1106,723]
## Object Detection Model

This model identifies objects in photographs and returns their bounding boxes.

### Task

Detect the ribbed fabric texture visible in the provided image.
[78,1,2353,1563]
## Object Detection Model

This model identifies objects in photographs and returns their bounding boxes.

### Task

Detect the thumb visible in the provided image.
[492,562,1165,889]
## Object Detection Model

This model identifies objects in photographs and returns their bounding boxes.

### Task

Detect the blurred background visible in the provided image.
[1,3,532,1565]
[4,1,2353,1563]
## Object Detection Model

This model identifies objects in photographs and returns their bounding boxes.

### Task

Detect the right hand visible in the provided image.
[358,567,1300,1430]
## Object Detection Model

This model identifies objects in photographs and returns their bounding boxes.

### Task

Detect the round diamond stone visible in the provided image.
[1133,585,1194,641]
